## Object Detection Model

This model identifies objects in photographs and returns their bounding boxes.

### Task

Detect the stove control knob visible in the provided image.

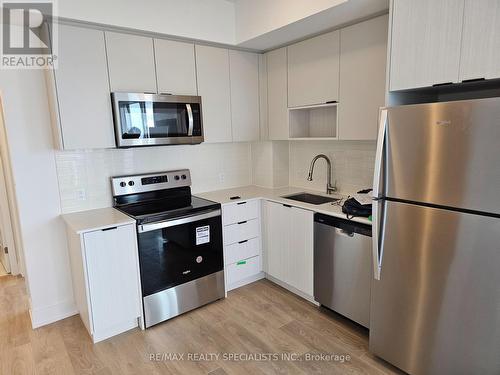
[119,181,126,188]
[128,181,135,186]
[174,175,180,181]
[181,174,187,180]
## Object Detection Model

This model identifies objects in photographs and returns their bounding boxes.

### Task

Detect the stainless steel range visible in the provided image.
[112,170,224,328]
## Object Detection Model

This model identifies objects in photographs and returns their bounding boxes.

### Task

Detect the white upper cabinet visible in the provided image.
[50,24,115,150]
[267,47,289,140]
[460,0,500,81]
[389,0,465,91]
[338,15,388,141]
[105,32,157,93]
[287,31,340,107]
[154,39,197,95]
[258,54,269,141]
[229,50,260,142]
[195,45,232,143]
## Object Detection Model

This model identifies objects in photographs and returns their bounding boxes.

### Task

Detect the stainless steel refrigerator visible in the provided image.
[370,97,500,375]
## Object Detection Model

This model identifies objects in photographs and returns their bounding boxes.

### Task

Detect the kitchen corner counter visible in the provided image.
[197,186,372,226]
[61,207,135,234]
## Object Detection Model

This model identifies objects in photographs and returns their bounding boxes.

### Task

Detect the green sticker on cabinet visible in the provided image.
[236,260,247,265]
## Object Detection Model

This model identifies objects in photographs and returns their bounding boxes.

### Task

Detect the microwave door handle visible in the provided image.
[186,104,194,136]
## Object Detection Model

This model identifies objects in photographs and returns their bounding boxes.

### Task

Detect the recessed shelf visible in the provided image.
[289,103,338,139]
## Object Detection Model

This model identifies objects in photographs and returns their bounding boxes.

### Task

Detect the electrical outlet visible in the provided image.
[76,189,86,201]
[218,173,225,183]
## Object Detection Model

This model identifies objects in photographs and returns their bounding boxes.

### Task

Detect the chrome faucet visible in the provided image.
[307,154,337,194]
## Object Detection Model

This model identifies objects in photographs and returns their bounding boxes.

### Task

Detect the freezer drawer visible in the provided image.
[314,213,372,328]
[383,98,500,214]
[370,201,500,375]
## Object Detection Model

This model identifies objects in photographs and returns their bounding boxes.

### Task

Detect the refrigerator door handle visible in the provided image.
[373,108,388,199]
[372,199,385,280]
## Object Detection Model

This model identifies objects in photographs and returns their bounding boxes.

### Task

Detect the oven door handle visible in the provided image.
[138,209,221,233]
[186,104,194,136]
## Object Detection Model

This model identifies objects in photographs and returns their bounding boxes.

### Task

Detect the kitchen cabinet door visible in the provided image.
[389,0,464,91]
[154,39,197,95]
[195,45,232,143]
[105,32,157,93]
[267,48,289,140]
[338,15,388,141]
[51,24,115,149]
[258,54,269,140]
[287,31,340,107]
[83,224,141,338]
[460,0,500,81]
[288,206,314,296]
[229,50,260,142]
[263,201,289,281]
[264,201,314,297]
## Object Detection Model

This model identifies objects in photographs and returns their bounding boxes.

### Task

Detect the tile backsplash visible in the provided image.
[55,140,376,214]
[55,143,252,213]
[288,140,376,194]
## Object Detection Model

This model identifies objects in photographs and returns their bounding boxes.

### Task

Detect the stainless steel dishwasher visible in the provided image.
[314,213,372,328]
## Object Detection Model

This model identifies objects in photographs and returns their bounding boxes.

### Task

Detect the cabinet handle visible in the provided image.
[236,201,247,205]
[432,82,453,87]
[325,100,337,104]
[462,78,485,83]
[102,226,117,231]
[237,221,247,225]
[283,204,292,208]
[236,260,247,265]
[160,92,173,95]
[238,240,248,244]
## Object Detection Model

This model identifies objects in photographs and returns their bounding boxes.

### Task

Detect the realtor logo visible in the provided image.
[1,1,57,68]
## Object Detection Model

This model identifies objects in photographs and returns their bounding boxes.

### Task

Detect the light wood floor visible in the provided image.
[0,275,403,375]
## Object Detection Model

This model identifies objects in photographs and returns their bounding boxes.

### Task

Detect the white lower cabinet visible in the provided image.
[66,223,142,343]
[263,201,314,298]
[222,199,264,291]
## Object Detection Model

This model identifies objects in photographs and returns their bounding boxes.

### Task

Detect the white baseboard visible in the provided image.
[265,274,319,306]
[30,299,78,328]
[226,271,265,292]
[92,318,139,343]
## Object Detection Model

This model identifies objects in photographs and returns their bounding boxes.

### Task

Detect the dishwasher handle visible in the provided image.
[335,228,354,237]
[315,213,372,237]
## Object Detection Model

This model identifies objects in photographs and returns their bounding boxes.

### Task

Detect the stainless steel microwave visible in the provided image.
[111,93,203,147]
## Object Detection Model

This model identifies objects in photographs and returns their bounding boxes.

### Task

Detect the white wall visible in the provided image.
[0,69,76,327]
[234,0,388,50]
[251,141,289,188]
[234,0,346,43]
[58,0,236,44]
[56,143,252,213]
[289,140,376,194]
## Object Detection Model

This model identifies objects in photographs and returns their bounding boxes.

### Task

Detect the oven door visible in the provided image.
[112,93,203,147]
[137,209,223,298]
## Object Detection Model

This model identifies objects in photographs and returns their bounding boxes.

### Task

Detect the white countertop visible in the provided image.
[61,207,136,234]
[197,185,372,226]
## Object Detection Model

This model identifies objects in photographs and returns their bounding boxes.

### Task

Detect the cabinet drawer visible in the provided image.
[225,237,260,265]
[222,200,259,225]
[223,219,260,245]
[226,256,261,286]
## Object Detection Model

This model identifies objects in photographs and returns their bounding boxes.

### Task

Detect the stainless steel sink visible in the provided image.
[282,192,340,205]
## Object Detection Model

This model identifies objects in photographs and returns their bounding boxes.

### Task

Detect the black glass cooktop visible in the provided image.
[114,187,220,225]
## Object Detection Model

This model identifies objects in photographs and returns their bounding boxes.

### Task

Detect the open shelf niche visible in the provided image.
[288,102,338,140]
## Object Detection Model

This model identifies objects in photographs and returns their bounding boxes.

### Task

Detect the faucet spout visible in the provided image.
[307,154,337,194]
